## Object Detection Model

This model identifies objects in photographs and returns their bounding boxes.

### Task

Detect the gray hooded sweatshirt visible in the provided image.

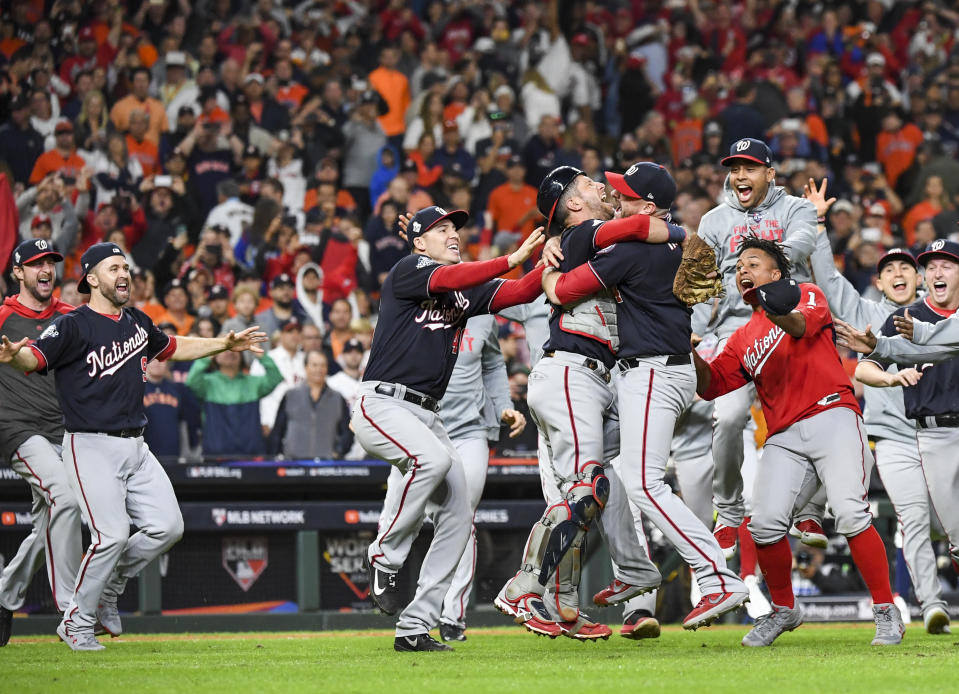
[698,177,818,338]
[809,231,919,444]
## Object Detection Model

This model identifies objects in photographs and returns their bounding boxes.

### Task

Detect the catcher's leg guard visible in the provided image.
[538,462,609,584]
[506,462,609,603]
[547,532,585,622]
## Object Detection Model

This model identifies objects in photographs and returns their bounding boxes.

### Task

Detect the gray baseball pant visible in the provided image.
[672,398,717,528]
[916,427,959,562]
[710,379,755,528]
[874,437,946,615]
[749,409,874,544]
[441,434,489,629]
[60,433,183,632]
[352,383,471,637]
[616,358,743,596]
[0,436,81,613]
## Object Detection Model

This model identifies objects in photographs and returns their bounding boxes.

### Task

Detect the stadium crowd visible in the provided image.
[1,0,959,460]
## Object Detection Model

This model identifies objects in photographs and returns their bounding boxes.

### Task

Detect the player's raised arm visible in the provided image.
[0,335,38,373]
[169,326,269,361]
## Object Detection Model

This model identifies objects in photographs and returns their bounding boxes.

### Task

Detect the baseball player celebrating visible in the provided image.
[836,239,959,600]
[0,240,80,647]
[535,163,749,631]
[352,206,546,652]
[402,312,525,643]
[0,242,268,651]
[495,165,687,641]
[693,236,904,647]
[805,181,950,634]
[697,139,819,557]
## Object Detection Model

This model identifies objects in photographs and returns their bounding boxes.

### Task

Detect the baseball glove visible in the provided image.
[672,233,724,306]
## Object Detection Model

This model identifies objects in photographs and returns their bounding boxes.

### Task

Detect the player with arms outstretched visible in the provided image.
[693,237,904,647]
[0,242,268,651]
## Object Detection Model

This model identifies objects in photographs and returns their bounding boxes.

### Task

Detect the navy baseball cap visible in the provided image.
[605,162,677,209]
[406,205,469,248]
[271,273,295,288]
[877,247,917,273]
[342,337,364,353]
[208,284,230,301]
[918,239,959,267]
[13,238,64,266]
[77,242,126,293]
[721,138,773,167]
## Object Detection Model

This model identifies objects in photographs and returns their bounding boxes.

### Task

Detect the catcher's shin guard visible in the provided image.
[510,462,609,597]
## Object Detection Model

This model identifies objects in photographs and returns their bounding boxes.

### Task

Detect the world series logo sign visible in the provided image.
[222,536,269,592]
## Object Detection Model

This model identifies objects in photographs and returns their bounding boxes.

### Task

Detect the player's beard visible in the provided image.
[100,282,131,308]
[23,275,54,304]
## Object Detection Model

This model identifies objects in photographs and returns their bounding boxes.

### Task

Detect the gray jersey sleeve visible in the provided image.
[809,231,888,327]
[911,315,959,346]
[781,197,818,270]
[480,320,511,421]
[871,332,959,364]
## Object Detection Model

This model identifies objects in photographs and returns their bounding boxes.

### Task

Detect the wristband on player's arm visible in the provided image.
[429,256,510,293]
[593,215,686,248]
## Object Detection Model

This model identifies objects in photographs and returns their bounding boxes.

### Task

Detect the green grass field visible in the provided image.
[2,624,955,694]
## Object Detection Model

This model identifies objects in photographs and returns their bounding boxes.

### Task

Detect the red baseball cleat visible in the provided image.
[789,519,828,548]
[714,523,738,560]
[558,612,612,641]
[683,591,749,630]
[620,610,661,640]
[592,578,659,607]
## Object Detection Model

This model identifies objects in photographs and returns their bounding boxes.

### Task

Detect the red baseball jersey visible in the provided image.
[702,283,860,436]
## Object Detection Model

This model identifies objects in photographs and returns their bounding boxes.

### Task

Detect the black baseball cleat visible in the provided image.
[0,605,12,647]
[394,633,454,652]
[439,623,466,642]
[367,559,402,615]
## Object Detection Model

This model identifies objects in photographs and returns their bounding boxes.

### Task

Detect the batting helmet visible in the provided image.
[537,165,584,235]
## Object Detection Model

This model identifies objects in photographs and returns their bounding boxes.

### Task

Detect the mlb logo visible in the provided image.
[212,508,227,526]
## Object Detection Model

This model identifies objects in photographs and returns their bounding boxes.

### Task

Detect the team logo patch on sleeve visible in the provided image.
[39,324,58,340]
[416,255,438,269]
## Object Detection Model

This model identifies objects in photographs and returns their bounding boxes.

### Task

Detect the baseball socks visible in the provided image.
[847,525,894,605]
[754,537,795,608]
[738,518,759,578]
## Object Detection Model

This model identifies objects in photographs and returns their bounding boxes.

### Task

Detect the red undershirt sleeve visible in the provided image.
[593,216,686,248]
[428,256,511,293]
[552,264,605,305]
[155,335,177,362]
[489,266,546,312]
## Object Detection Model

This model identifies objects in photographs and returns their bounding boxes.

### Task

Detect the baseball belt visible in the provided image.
[374,382,440,412]
[617,353,692,371]
[542,350,611,383]
[71,427,145,438]
[917,413,959,429]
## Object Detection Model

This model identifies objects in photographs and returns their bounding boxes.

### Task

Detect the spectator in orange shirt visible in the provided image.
[274,58,308,112]
[29,121,86,185]
[876,109,924,190]
[486,155,539,240]
[368,46,411,151]
[110,67,169,144]
[902,175,949,247]
[154,277,196,336]
[125,110,160,177]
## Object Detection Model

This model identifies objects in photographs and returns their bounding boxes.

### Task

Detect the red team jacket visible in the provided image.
[702,283,860,437]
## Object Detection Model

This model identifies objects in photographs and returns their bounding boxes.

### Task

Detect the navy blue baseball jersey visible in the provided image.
[544,220,619,367]
[869,298,959,419]
[144,379,200,458]
[588,239,692,357]
[362,254,505,399]
[29,305,177,432]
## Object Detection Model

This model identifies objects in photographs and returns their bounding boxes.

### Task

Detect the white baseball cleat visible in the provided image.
[872,603,905,646]
[57,622,105,651]
[923,606,951,635]
[95,592,122,637]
